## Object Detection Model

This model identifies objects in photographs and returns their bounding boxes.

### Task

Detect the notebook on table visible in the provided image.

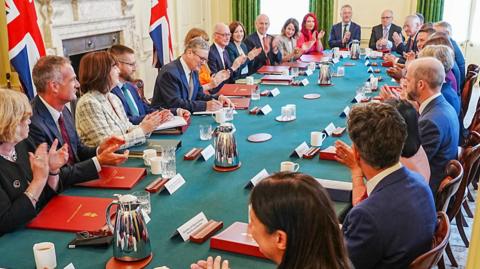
[260,75,293,86]
[257,65,290,75]
[76,166,147,189]
[218,84,257,97]
[210,222,266,259]
[153,116,189,135]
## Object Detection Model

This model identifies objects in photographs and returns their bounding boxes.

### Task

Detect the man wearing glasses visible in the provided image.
[151,37,233,112]
[109,45,190,124]
[207,23,247,94]
[368,10,403,51]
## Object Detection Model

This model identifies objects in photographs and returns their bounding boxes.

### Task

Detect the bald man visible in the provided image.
[369,10,403,51]
[405,57,459,194]
[207,23,246,94]
[244,14,282,74]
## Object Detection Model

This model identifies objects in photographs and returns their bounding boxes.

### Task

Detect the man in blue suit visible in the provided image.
[151,37,233,112]
[108,45,190,124]
[29,56,129,187]
[405,57,459,193]
[244,14,282,74]
[342,102,437,269]
[328,5,361,48]
[207,23,246,94]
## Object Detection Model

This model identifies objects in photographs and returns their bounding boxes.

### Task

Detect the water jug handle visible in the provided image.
[106,201,119,232]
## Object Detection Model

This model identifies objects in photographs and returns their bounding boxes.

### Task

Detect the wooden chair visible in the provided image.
[460,64,479,116]
[434,160,463,268]
[409,212,450,269]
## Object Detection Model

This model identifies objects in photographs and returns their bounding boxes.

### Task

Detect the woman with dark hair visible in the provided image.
[276,18,303,62]
[75,51,171,148]
[336,100,430,205]
[191,172,352,269]
[226,21,262,78]
[296,13,325,54]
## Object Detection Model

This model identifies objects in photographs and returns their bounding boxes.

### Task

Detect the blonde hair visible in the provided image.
[0,88,32,143]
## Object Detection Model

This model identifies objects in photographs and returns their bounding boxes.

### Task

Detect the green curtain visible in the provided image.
[231,0,261,35]
[309,0,334,49]
[417,0,444,23]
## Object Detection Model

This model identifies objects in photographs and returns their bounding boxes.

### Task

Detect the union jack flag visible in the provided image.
[150,0,173,68]
[6,0,46,99]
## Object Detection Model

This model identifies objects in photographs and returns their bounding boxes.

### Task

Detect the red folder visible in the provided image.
[210,222,266,259]
[283,61,309,70]
[218,84,257,97]
[226,98,251,110]
[76,166,146,189]
[257,65,290,75]
[27,195,115,233]
[260,75,293,86]
[319,146,338,161]
[300,53,325,63]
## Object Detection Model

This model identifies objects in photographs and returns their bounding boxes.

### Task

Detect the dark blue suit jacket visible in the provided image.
[451,62,461,93]
[226,41,250,79]
[207,44,237,94]
[419,95,459,193]
[442,81,460,116]
[29,96,98,187]
[151,58,214,112]
[111,82,155,125]
[450,38,466,88]
[328,22,361,48]
[343,167,436,269]
[244,33,282,74]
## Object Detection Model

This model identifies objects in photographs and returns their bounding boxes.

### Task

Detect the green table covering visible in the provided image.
[0,55,390,269]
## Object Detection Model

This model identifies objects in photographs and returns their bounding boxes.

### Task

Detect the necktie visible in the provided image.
[383,27,388,39]
[407,37,413,51]
[121,85,139,117]
[262,36,271,65]
[222,49,231,69]
[58,114,75,165]
[343,24,348,39]
[188,72,194,100]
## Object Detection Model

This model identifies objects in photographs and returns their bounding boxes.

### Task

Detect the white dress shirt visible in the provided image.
[419,93,442,115]
[366,162,403,196]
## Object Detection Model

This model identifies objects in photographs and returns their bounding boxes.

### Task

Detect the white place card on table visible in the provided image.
[324,122,336,136]
[291,141,309,158]
[364,60,370,66]
[351,93,363,103]
[200,145,215,161]
[270,88,280,97]
[367,67,374,73]
[305,69,313,76]
[301,78,310,86]
[332,58,340,64]
[176,212,209,241]
[259,104,272,115]
[245,169,270,188]
[339,106,350,118]
[165,173,186,195]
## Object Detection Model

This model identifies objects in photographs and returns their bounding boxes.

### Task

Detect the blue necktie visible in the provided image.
[121,85,139,117]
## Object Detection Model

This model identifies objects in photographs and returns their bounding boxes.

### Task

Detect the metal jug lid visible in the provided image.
[118,194,137,203]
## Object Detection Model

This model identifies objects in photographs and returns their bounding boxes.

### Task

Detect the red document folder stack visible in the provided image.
[218,84,257,97]
[27,195,115,232]
[210,222,266,259]
[76,166,146,189]
[257,65,290,75]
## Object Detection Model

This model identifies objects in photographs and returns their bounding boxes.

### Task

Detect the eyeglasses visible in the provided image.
[118,60,136,67]
[192,51,208,63]
[381,16,392,19]
[215,32,232,38]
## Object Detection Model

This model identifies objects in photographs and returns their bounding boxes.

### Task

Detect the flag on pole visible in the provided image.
[6,0,46,100]
[149,0,173,68]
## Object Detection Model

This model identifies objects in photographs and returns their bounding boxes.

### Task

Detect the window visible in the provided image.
[260,0,309,35]
[442,0,471,42]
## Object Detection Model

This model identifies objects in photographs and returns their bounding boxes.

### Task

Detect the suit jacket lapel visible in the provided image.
[34,97,63,143]
[174,59,190,99]
[61,107,80,160]
[111,85,130,115]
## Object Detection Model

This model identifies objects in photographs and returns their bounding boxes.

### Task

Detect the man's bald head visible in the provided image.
[406,57,445,100]
[213,23,231,47]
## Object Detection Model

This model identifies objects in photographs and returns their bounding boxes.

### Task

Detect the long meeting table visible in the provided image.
[0,54,388,268]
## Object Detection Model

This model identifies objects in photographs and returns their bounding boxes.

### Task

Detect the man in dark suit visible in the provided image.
[405,57,459,193]
[151,37,233,112]
[342,102,437,269]
[29,56,129,187]
[207,23,246,94]
[434,21,466,88]
[108,45,190,124]
[393,15,421,56]
[244,14,282,74]
[369,10,403,51]
[328,4,361,48]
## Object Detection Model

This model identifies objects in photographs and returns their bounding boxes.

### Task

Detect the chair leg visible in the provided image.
[437,255,446,269]
[455,212,470,247]
[467,188,475,202]
[461,211,469,227]
[463,200,474,218]
[445,243,458,267]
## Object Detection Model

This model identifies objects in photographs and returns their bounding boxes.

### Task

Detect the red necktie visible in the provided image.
[263,36,271,65]
[58,114,75,165]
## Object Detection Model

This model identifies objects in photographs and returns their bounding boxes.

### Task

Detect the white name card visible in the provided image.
[332,58,340,64]
[340,106,350,118]
[249,169,270,186]
[259,104,272,115]
[364,60,370,66]
[270,88,280,97]
[367,67,374,73]
[301,78,309,86]
[177,212,209,241]
[292,141,309,158]
[200,145,215,161]
[165,173,186,195]
[324,122,336,136]
[352,94,363,103]
[305,69,313,76]
[64,263,76,269]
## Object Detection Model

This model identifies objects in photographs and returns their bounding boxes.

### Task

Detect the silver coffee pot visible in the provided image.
[213,123,240,168]
[318,62,333,85]
[348,39,361,60]
[106,194,151,261]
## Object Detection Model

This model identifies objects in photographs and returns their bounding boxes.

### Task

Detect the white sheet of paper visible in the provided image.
[305,69,313,76]
[260,104,272,115]
[155,116,187,131]
[270,88,280,97]
[324,122,336,136]
[177,212,209,241]
[64,263,75,269]
[301,78,309,86]
[295,142,310,157]
[193,109,238,115]
[315,178,352,191]
[165,173,186,195]
[200,145,215,161]
[250,169,270,186]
